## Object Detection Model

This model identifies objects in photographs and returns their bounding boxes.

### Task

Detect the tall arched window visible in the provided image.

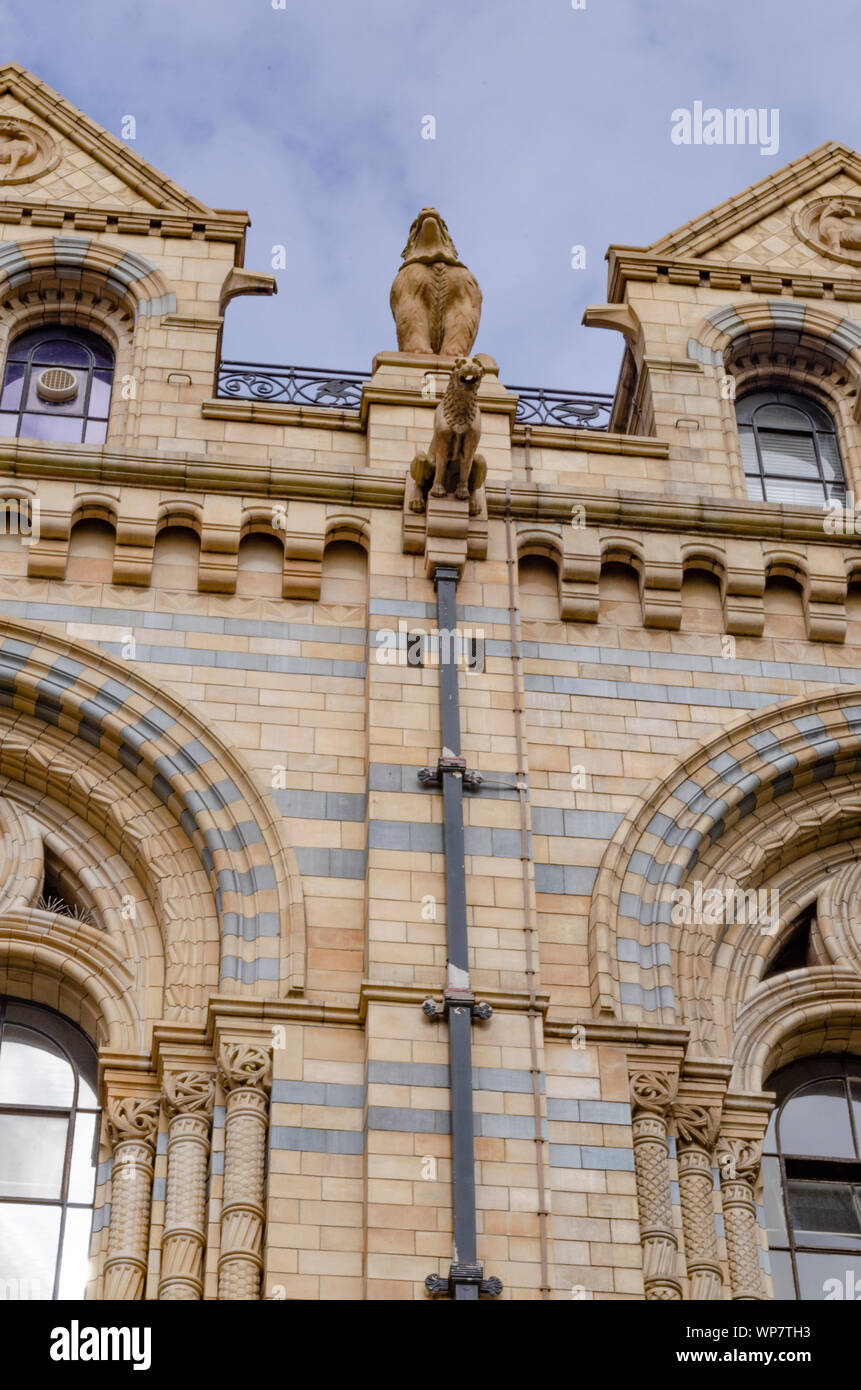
[0,998,100,1299]
[0,325,115,444]
[762,1056,861,1299]
[737,389,847,505]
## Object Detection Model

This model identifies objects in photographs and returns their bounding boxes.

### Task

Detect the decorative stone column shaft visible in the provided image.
[158,1069,216,1300]
[104,1096,160,1300]
[630,1069,682,1300]
[217,1041,272,1300]
[674,1102,723,1301]
[717,1137,764,1300]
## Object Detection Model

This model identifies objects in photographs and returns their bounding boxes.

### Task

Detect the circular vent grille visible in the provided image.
[36,367,78,403]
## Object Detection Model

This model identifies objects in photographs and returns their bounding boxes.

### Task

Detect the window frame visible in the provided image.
[736,388,847,506]
[763,1055,861,1300]
[0,996,100,1300]
[0,324,115,445]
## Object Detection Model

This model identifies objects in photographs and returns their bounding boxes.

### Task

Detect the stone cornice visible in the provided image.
[3,441,860,547]
[0,202,248,246]
[206,995,362,1037]
[511,425,668,455]
[202,398,365,432]
[607,248,861,305]
[489,484,861,545]
[544,1019,691,1046]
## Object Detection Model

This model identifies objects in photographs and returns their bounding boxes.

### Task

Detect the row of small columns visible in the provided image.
[628,1052,772,1301]
[101,1032,273,1300]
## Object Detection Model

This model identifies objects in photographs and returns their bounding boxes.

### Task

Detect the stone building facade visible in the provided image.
[0,64,860,1302]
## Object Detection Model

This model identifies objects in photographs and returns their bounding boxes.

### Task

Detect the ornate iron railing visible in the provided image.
[216,360,613,430]
[507,385,613,430]
[217,361,368,410]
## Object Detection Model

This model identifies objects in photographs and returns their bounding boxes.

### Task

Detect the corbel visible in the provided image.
[722,537,765,636]
[198,493,242,593]
[561,523,601,621]
[282,500,326,598]
[25,478,75,580]
[113,487,160,587]
[641,531,683,630]
[804,542,847,644]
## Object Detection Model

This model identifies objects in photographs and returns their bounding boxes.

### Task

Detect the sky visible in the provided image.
[4,0,861,394]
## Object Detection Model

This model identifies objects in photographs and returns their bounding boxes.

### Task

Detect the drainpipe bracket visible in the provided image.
[421,992,493,1022]
[425,1265,504,1298]
[417,756,482,790]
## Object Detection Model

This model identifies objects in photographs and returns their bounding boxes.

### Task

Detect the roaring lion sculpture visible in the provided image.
[390,208,482,356]
[409,356,487,515]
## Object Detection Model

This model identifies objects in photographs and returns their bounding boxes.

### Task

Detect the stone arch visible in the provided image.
[687,298,861,498]
[0,615,306,1015]
[324,513,370,551]
[731,968,861,1092]
[0,236,176,450]
[0,236,174,319]
[0,909,141,1051]
[588,687,861,1048]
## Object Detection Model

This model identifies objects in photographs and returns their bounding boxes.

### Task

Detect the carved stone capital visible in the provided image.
[164,1069,216,1120]
[218,1041,272,1095]
[106,1095,160,1151]
[630,1068,679,1119]
[716,1136,763,1189]
[674,1101,722,1153]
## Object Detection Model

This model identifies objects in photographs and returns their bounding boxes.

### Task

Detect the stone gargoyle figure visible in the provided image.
[390,207,482,356]
[818,199,861,254]
[408,355,487,516]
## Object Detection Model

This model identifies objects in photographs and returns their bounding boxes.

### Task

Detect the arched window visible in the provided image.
[737,389,847,506]
[0,326,115,444]
[762,1055,861,1299]
[0,997,100,1300]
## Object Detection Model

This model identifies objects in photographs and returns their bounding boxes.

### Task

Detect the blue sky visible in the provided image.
[5,0,860,392]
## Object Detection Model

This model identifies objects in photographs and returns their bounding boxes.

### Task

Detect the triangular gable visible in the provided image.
[647,141,861,268]
[0,63,212,215]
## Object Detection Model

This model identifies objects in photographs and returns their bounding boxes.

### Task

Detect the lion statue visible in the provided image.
[818,199,861,255]
[390,208,482,356]
[409,356,487,515]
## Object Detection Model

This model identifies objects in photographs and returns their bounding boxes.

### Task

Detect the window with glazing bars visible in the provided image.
[737,389,847,506]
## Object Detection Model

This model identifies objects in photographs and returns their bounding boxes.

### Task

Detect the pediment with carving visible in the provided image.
[794,195,861,266]
[0,116,58,185]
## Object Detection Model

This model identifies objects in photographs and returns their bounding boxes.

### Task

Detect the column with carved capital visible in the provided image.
[717,1137,764,1300]
[630,1069,682,1300]
[217,1041,272,1300]
[104,1095,161,1300]
[158,1070,216,1300]
[674,1103,723,1300]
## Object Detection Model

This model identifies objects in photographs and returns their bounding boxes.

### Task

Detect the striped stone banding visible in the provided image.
[0,236,176,316]
[0,624,302,990]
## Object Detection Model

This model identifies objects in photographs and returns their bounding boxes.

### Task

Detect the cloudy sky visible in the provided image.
[6,0,860,393]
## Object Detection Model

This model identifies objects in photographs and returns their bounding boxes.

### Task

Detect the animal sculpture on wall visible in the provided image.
[408,356,487,515]
[390,208,482,356]
[0,122,37,181]
[818,199,861,255]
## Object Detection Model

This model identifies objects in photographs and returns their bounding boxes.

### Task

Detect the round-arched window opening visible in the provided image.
[0,997,100,1300]
[737,389,847,506]
[0,326,115,445]
[762,1055,861,1300]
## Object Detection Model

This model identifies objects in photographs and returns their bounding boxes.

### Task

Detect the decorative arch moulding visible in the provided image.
[588,686,861,1051]
[0,615,307,1017]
